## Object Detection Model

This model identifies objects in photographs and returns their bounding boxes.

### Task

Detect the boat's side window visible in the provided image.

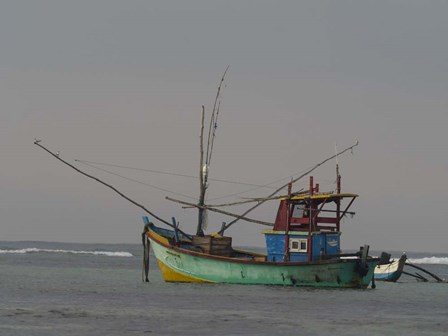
[289,238,308,252]
[300,240,307,251]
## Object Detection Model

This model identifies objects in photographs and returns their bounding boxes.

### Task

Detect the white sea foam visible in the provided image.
[408,257,448,265]
[0,248,133,257]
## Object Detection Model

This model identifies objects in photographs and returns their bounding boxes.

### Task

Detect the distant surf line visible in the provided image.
[407,257,448,265]
[0,247,133,257]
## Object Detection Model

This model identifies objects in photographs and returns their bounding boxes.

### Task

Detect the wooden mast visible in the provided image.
[196,67,229,237]
[197,106,206,236]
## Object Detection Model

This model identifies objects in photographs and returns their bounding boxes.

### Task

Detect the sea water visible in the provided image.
[1,241,447,336]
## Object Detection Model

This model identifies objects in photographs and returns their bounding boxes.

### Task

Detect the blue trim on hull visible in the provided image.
[374,270,402,282]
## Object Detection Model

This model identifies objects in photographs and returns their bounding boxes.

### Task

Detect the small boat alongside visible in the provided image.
[374,252,407,282]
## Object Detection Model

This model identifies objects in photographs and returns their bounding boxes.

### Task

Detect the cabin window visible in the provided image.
[289,238,308,252]
[292,202,309,218]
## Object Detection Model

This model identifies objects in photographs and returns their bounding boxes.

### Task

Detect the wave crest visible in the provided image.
[408,257,448,265]
[0,248,133,257]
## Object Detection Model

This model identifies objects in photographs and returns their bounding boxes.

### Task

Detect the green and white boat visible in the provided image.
[139,80,378,289]
[34,72,378,289]
[142,175,378,288]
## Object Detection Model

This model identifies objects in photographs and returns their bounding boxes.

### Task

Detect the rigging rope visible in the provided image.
[76,160,197,201]
[75,159,278,189]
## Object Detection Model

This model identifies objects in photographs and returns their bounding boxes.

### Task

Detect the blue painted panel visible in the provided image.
[264,232,340,262]
[312,234,326,261]
[325,233,340,256]
[310,233,341,260]
[264,233,285,262]
[265,233,310,262]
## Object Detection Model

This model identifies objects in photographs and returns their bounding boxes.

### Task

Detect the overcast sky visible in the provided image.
[1,1,447,253]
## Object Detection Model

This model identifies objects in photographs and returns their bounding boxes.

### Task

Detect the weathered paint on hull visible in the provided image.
[148,232,376,289]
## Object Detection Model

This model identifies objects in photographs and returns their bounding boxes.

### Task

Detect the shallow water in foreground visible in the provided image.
[1,241,447,335]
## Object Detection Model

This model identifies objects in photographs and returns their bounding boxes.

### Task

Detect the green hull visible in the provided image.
[149,231,376,289]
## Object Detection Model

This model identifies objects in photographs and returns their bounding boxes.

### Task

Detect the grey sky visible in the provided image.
[1,1,447,253]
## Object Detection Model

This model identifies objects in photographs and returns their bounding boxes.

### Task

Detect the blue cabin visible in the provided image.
[263,176,357,262]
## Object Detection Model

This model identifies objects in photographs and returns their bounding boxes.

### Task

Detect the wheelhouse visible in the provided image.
[263,176,358,262]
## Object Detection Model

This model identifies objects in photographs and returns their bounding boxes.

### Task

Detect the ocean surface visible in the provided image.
[1,241,447,336]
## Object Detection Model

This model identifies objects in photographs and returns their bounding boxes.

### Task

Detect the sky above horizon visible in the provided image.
[1,1,447,253]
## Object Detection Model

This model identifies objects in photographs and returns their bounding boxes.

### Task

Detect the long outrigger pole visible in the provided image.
[405,262,446,282]
[33,140,189,237]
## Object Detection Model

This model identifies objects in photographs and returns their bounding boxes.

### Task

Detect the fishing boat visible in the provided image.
[142,174,378,288]
[34,72,378,288]
[35,127,378,289]
[374,253,407,282]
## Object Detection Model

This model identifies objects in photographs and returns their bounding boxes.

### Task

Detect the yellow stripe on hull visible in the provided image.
[156,259,214,283]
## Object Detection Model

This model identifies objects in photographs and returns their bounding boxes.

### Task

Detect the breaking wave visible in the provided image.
[0,248,133,257]
[407,257,448,265]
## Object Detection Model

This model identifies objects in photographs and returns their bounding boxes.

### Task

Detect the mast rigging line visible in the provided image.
[74,159,279,190]
[76,160,196,200]
[201,190,307,208]
[209,163,328,202]
[34,140,189,236]
[206,185,280,202]
[73,159,329,204]
[206,170,311,202]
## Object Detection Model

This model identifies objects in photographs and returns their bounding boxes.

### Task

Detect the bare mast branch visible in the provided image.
[206,65,229,168]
